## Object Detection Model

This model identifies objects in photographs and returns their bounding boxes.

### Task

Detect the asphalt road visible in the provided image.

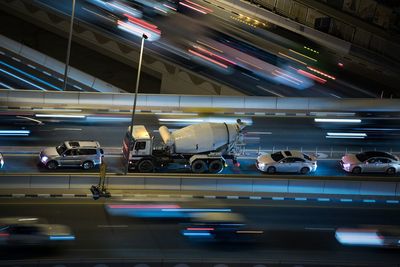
[0,198,399,264]
[0,113,400,177]
[21,0,386,98]
[0,46,96,92]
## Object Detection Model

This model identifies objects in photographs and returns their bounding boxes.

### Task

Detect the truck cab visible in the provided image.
[123,125,153,159]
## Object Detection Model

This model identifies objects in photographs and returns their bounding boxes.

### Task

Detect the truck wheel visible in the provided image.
[191,160,207,173]
[138,159,155,173]
[208,160,224,173]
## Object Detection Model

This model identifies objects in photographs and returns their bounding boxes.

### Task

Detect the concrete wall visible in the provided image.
[1,174,399,197]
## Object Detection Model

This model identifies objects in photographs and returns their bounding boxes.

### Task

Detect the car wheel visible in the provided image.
[191,160,207,173]
[46,161,58,170]
[386,167,396,175]
[82,161,94,170]
[267,166,276,174]
[352,167,361,174]
[300,167,310,174]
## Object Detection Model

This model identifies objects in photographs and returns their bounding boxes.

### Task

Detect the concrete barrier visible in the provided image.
[288,180,324,194]
[69,175,98,189]
[2,174,400,198]
[252,179,288,193]
[29,175,69,189]
[144,177,181,190]
[217,178,252,192]
[181,178,217,191]
[245,97,276,110]
[44,91,80,105]
[0,175,30,189]
[180,96,213,108]
[108,176,145,190]
[359,181,396,196]
[323,180,361,195]
[3,90,400,113]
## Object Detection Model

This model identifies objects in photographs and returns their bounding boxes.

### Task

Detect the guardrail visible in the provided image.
[1,89,400,112]
[1,173,399,197]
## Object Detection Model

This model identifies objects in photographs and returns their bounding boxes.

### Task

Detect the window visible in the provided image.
[377,158,390,164]
[78,149,97,155]
[303,154,312,161]
[134,141,146,150]
[271,152,284,162]
[64,149,77,156]
[367,158,376,164]
[293,157,305,163]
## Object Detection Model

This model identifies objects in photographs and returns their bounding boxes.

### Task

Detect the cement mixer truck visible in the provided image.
[122,120,244,173]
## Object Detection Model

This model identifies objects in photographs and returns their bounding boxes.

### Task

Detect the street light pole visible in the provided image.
[125,33,148,174]
[62,0,76,91]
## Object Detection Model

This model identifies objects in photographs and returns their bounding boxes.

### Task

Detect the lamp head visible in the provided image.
[142,34,148,40]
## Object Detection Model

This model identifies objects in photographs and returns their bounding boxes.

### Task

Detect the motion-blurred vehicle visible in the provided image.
[256,150,317,174]
[336,226,400,248]
[0,217,74,246]
[39,141,104,170]
[0,153,4,168]
[340,151,400,174]
[85,0,142,18]
[181,212,263,240]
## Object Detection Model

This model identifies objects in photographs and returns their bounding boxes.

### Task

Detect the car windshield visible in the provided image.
[56,143,67,155]
[271,152,284,162]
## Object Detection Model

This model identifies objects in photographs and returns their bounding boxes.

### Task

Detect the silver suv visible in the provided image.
[39,141,104,170]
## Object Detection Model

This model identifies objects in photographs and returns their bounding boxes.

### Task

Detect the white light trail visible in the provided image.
[35,114,86,119]
[315,118,362,123]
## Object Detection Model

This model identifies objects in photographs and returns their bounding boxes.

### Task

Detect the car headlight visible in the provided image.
[343,163,351,168]
[0,159,3,166]
[41,156,48,163]
[258,162,265,168]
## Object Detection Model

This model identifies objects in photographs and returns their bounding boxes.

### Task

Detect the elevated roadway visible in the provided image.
[0,0,395,97]
[0,198,399,265]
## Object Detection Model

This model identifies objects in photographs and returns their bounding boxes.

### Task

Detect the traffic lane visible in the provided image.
[1,114,400,150]
[0,48,94,92]
[0,199,400,262]
[33,0,377,98]
[1,153,399,179]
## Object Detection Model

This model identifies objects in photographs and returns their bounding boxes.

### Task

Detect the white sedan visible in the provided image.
[256,150,317,174]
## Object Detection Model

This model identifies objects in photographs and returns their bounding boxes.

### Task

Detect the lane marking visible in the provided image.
[53,128,82,131]
[11,57,21,62]
[246,131,272,135]
[97,225,128,228]
[27,64,37,69]
[42,71,52,76]
[256,85,284,97]
[241,72,260,81]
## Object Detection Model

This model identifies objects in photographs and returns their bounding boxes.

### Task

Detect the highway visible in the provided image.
[1,113,399,176]
[4,0,383,98]
[0,46,97,92]
[0,198,399,264]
